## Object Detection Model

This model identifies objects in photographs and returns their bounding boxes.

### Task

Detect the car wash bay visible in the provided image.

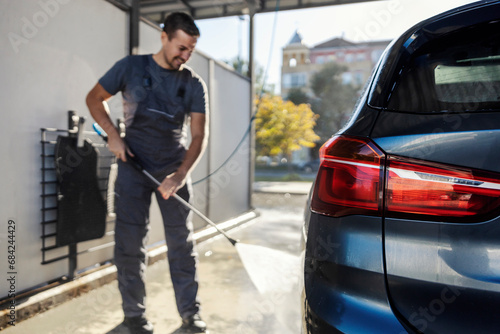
[1,189,309,334]
[0,0,377,328]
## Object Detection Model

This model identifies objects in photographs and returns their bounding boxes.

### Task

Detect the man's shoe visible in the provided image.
[181,313,207,333]
[123,315,154,334]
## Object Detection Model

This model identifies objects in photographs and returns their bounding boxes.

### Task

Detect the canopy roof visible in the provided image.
[134,0,381,22]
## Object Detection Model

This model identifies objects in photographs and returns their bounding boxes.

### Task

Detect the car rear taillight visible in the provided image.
[310,136,385,217]
[311,135,500,222]
[386,157,500,221]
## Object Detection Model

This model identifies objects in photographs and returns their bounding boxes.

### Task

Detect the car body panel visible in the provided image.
[385,217,500,333]
[304,214,407,333]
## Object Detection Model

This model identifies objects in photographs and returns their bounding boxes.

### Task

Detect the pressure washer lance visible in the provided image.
[93,123,239,246]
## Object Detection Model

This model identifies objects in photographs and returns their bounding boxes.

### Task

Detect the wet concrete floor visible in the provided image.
[3,191,308,334]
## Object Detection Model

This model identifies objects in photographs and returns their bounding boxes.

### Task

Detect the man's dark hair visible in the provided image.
[163,12,200,39]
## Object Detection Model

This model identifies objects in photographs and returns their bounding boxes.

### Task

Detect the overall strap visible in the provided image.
[142,55,152,89]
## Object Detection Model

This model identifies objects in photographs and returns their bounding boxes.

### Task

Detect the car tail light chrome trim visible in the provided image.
[311,135,500,222]
[386,157,500,221]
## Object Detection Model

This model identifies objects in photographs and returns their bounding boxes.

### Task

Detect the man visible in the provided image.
[86,12,208,334]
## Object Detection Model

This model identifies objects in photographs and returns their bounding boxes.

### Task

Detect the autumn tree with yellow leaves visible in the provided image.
[255,95,320,164]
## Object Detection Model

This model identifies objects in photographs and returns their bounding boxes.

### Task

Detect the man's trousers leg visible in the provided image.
[155,181,200,319]
[114,161,152,317]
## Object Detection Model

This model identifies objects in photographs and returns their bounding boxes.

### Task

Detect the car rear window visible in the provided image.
[386,22,500,113]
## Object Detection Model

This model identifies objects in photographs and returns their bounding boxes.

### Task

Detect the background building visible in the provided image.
[282,31,391,165]
[281,30,390,98]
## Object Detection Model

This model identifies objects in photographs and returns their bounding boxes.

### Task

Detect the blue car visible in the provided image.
[301,1,500,333]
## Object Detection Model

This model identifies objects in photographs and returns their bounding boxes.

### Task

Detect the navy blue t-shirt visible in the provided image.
[98,54,208,172]
[99,54,207,127]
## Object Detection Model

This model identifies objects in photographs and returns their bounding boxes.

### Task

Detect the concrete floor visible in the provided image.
[2,191,308,334]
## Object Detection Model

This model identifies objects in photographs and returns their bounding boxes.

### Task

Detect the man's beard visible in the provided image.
[167,56,184,70]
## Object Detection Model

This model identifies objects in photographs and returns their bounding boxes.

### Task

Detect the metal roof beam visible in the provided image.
[139,0,382,21]
[140,2,188,14]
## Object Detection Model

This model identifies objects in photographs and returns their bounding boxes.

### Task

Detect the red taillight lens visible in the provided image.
[386,157,500,221]
[311,135,500,222]
[310,136,385,217]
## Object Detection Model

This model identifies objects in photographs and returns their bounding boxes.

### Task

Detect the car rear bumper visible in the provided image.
[302,213,407,333]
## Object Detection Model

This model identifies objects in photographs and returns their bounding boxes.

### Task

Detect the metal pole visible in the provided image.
[248,7,256,210]
[68,244,77,279]
[129,0,140,55]
[66,111,79,279]
[207,59,215,220]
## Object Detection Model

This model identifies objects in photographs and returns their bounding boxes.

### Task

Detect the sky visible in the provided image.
[194,0,478,94]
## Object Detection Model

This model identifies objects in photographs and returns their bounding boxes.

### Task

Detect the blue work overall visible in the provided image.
[113,66,200,319]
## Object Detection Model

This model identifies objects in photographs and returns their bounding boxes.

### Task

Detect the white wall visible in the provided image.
[207,63,252,222]
[0,0,251,296]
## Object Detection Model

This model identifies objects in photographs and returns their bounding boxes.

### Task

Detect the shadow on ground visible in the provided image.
[106,323,206,334]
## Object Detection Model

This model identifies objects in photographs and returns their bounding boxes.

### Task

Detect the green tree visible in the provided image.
[255,95,320,164]
[310,62,359,143]
[286,87,309,105]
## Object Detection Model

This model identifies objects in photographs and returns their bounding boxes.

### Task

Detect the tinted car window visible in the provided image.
[387,21,500,113]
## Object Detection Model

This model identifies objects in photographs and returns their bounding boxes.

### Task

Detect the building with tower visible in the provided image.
[281,30,391,98]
